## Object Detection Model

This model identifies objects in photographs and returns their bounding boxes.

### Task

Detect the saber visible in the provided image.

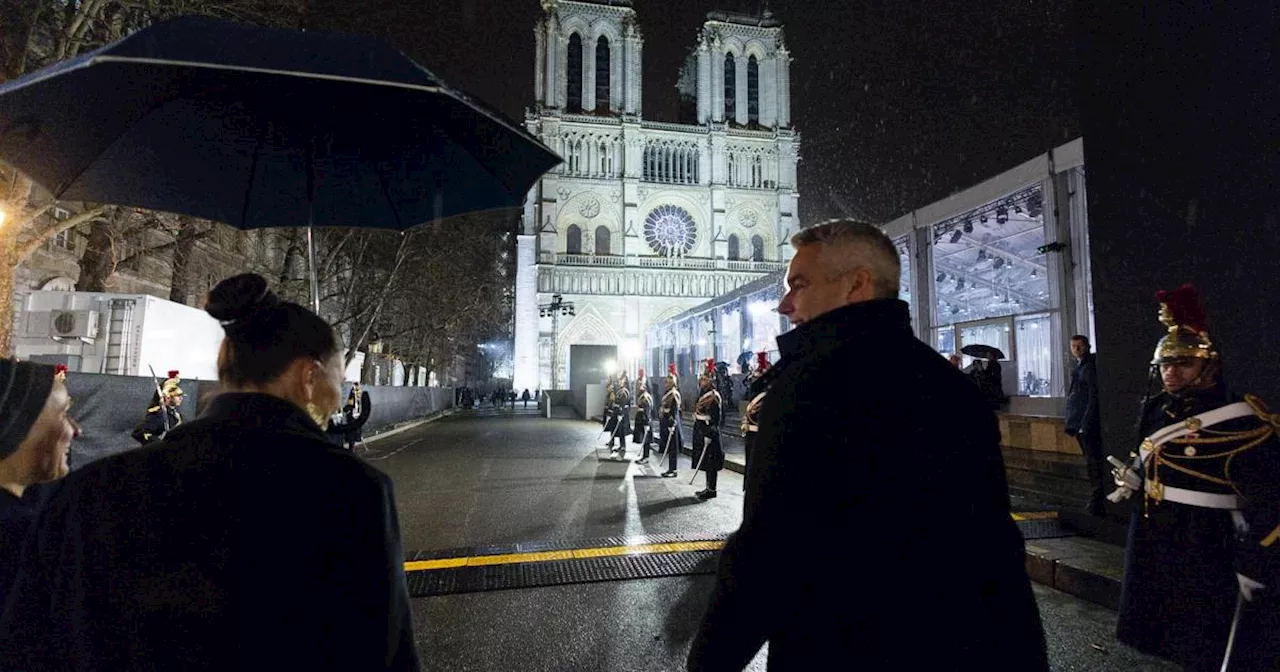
[1219,591,1245,672]
[689,425,712,485]
[146,365,171,434]
[657,414,677,464]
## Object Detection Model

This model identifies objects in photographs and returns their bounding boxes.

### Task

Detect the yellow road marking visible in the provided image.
[404,540,726,572]
[1011,511,1059,521]
[404,513,1053,573]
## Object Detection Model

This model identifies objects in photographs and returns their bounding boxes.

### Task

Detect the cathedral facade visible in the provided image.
[513,0,800,392]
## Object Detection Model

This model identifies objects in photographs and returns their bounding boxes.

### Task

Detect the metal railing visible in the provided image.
[536,252,785,272]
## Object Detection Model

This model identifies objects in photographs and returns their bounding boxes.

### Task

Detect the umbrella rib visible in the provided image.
[89,55,444,94]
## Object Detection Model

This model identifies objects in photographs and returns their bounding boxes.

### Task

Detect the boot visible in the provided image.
[696,489,717,500]
[661,470,678,478]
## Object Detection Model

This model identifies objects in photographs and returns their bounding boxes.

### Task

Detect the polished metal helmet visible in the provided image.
[1152,284,1218,365]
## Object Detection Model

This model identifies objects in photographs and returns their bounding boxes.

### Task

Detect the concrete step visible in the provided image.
[1001,446,1088,480]
[1023,536,1125,610]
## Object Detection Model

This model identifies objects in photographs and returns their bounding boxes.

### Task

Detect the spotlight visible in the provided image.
[977,249,987,261]
[936,272,946,282]
[949,229,963,244]
[995,206,1008,225]
[993,257,1005,269]
[1027,193,1043,218]
[979,215,988,223]
[1031,268,1038,278]
[956,278,965,290]
[963,219,973,234]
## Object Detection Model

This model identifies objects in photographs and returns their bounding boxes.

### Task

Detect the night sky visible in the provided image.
[309,0,1078,222]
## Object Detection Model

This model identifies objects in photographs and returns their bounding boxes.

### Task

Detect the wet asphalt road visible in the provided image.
[367,407,1178,671]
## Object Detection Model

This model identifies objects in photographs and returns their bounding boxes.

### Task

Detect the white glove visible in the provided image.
[1107,455,1142,489]
[1238,573,1266,602]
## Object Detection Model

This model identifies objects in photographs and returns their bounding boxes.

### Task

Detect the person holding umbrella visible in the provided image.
[0,274,420,670]
[961,344,1008,409]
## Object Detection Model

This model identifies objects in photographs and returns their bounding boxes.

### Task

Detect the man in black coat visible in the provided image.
[688,219,1047,671]
[0,392,419,670]
[1064,334,1106,516]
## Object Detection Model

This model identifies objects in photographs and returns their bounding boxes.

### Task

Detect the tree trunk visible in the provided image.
[0,222,19,356]
[168,217,198,304]
[76,219,115,292]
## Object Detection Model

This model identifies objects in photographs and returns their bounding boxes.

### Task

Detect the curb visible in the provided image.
[362,409,456,445]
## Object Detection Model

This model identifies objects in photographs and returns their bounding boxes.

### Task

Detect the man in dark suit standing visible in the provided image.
[688,219,1047,671]
[1064,335,1105,516]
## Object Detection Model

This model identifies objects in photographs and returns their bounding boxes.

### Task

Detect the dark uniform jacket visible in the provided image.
[1117,385,1280,671]
[633,391,653,444]
[688,299,1047,671]
[0,393,420,671]
[691,388,724,473]
[131,404,182,445]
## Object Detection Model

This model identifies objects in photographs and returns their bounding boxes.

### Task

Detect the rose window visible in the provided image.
[644,205,697,256]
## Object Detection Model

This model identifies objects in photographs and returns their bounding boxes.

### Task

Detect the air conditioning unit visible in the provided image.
[49,309,99,340]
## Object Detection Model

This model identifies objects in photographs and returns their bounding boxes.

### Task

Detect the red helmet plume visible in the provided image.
[167,370,180,379]
[1155,284,1208,334]
[755,352,770,371]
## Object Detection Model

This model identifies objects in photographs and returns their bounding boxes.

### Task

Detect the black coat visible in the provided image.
[688,300,1047,671]
[0,393,420,671]
[1064,353,1100,435]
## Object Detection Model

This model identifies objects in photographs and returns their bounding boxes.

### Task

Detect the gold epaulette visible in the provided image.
[147,406,161,413]
[1246,394,1280,430]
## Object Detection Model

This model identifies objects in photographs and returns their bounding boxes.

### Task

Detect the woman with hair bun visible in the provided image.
[0,274,420,671]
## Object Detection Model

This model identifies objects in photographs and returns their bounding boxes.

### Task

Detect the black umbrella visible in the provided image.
[0,16,560,308]
[960,344,1006,360]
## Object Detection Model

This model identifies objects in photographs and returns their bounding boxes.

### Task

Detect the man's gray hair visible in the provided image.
[790,218,901,299]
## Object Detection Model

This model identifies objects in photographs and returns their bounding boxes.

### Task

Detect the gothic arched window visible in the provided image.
[751,234,764,262]
[566,224,582,254]
[595,226,611,255]
[747,55,760,124]
[727,234,740,260]
[723,53,737,121]
[567,33,583,112]
[595,36,610,111]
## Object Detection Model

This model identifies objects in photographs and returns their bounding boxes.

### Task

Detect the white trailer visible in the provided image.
[13,291,225,381]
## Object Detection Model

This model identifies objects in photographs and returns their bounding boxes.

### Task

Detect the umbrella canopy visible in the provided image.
[0,16,560,231]
[960,344,1006,360]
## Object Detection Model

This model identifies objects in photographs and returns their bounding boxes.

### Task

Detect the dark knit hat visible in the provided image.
[0,358,57,461]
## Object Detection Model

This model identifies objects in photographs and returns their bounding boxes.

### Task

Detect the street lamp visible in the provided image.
[537,293,575,389]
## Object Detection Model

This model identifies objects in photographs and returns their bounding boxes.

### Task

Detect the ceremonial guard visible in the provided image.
[691,359,724,499]
[1110,285,1279,671]
[602,374,619,437]
[659,364,683,478]
[633,369,655,464]
[131,370,184,445]
[741,352,774,489]
[608,373,633,457]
